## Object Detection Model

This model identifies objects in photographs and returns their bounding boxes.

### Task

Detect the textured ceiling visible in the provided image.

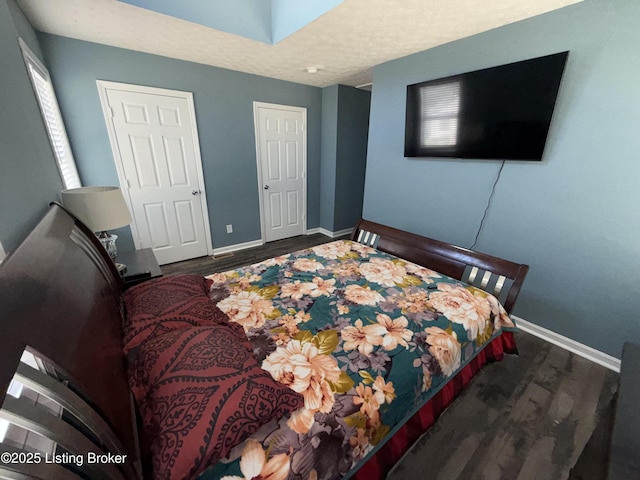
[16,0,582,88]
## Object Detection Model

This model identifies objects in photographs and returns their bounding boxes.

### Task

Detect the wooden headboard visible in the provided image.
[351,219,529,314]
[0,204,139,479]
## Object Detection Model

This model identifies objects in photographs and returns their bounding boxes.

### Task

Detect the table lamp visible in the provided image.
[61,186,132,264]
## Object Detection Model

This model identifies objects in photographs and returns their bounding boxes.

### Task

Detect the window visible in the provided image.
[19,38,81,189]
[419,80,461,147]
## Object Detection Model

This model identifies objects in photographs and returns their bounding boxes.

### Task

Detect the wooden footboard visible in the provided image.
[351,219,529,313]
[0,204,139,479]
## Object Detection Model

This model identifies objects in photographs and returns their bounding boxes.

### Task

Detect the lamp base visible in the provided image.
[97,232,118,260]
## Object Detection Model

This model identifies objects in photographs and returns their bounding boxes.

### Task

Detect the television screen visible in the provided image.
[404,51,569,160]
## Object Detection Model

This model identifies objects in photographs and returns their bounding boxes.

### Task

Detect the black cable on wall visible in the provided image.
[469,160,506,250]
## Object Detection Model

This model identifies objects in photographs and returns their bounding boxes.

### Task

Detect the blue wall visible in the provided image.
[364,0,640,358]
[320,86,339,230]
[38,34,323,251]
[334,85,369,231]
[0,0,64,254]
[320,85,370,232]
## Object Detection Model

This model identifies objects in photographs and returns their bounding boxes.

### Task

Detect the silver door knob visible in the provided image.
[263,185,270,190]
[192,190,200,195]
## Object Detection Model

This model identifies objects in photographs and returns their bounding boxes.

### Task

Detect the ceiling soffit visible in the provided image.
[118,0,344,44]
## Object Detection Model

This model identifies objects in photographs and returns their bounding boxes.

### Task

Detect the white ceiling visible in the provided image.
[16,0,581,88]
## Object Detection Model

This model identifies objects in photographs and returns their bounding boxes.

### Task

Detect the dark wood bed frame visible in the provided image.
[0,205,528,479]
[351,219,528,313]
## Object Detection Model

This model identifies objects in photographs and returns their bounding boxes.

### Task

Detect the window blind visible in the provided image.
[19,39,81,189]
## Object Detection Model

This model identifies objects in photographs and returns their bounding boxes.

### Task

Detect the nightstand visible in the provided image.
[116,248,162,288]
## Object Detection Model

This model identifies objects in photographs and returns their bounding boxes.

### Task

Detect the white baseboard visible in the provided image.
[212,239,263,256]
[332,228,353,238]
[512,315,621,373]
[307,227,352,238]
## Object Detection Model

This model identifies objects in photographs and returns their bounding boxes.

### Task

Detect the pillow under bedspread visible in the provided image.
[128,325,304,480]
[122,274,245,352]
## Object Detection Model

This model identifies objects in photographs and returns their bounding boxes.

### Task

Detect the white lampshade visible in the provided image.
[61,186,132,232]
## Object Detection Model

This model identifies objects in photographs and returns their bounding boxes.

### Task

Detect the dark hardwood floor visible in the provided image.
[388,332,618,480]
[162,234,619,480]
[161,233,348,276]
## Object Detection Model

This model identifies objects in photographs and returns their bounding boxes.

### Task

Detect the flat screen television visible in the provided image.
[404,51,569,161]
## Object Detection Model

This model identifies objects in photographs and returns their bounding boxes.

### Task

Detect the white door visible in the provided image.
[254,102,306,242]
[97,81,213,265]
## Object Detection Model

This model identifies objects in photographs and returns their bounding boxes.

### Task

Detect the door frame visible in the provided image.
[96,80,214,256]
[252,101,308,244]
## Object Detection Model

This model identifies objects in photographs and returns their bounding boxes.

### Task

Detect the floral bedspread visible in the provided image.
[200,240,515,480]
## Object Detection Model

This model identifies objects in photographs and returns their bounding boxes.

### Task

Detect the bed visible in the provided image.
[0,205,528,480]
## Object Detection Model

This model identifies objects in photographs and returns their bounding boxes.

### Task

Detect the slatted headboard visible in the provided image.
[351,219,529,314]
